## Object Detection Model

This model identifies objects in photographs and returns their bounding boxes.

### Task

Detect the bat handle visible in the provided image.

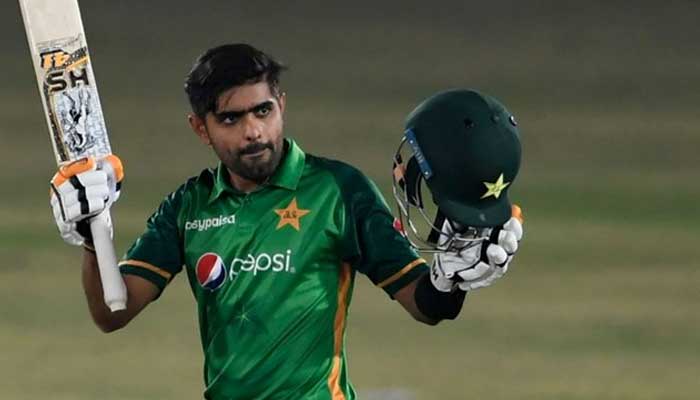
[90,210,127,312]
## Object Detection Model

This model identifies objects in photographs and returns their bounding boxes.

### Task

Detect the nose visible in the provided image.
[242,113,263,142]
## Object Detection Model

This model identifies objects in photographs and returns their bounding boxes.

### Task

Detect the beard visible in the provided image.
[223,139,284,183]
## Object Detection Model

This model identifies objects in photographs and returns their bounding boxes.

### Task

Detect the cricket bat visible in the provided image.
[19,0,127,311]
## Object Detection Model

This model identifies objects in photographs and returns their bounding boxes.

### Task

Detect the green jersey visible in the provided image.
[119,139,428,400]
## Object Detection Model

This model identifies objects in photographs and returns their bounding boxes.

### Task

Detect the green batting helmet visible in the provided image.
[392,89,521,251]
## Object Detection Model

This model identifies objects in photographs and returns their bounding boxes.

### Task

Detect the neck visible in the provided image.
[228,170,265,193]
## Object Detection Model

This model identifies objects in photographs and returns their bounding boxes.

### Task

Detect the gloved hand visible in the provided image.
[49,156,123,249]
[430,207,524,293]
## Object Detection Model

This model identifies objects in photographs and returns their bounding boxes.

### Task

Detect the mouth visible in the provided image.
[242,148,269,158]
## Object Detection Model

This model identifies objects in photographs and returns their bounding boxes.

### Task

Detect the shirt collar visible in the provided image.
[208,138,305,204]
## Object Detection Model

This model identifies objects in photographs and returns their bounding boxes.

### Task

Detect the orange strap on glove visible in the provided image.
[49,155,123,248]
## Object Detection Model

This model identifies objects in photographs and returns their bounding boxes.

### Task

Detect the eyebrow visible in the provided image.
[214,99,275,122]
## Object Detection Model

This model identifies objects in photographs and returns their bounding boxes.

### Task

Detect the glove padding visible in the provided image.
[430,216,523,293]
[50,158,121,247]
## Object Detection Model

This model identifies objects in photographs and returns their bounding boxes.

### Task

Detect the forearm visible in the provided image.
[393,273,467,325]
[81,249,127,332]
[413,272,466,323]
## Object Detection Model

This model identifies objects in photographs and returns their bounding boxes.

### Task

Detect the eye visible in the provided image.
[217,113,240,125]
[254,104,273,117]
[221,117,237,125]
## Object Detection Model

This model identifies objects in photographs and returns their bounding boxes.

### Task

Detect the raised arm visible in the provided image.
[82,249,159,332]
[393,277,443,325]
[49,159,168,332]
[394,215,524,325]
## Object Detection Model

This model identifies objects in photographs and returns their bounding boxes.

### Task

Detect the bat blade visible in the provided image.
[20,0,126,312]
[19,0,111,166]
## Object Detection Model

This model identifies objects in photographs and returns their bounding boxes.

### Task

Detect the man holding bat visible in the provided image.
[49,44,524,399]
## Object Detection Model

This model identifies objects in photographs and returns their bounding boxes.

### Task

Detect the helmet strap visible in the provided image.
[404,156,424,207]
[427,210,446,245]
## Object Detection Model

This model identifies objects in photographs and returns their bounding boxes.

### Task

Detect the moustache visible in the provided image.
[240,142,274,155]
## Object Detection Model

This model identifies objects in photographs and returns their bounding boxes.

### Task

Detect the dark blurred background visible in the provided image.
[1,1,698,399]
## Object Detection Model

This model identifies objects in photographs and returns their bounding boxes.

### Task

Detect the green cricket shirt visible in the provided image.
[119,139,428,400]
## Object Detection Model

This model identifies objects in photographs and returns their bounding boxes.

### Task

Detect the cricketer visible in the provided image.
[49,43,524,399]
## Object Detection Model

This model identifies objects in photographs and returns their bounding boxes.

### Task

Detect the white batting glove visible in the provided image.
[49,157,122,248]
[430,214,524,293]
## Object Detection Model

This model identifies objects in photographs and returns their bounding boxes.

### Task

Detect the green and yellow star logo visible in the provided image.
[274,197,310,231]
[481,173,510,199]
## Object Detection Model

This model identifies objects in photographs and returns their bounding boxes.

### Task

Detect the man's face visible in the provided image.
[190,81,286,183]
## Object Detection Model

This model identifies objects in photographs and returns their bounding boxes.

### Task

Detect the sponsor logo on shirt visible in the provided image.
[185,214,236,232]
[194,250,295,290]
[196,252,227,291]
[229,249,295,278]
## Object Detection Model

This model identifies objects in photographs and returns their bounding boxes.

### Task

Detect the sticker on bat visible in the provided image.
[53,86,110,158]
[40,46,90,93]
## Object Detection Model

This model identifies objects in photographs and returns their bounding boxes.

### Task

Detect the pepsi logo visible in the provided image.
[196,252,227,291]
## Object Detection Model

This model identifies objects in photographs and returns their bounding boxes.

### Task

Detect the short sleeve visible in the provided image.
[119,190,185,296]
[336,165,428,297]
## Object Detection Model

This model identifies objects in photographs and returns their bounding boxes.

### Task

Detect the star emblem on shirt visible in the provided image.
[274,197,310,231]
[481,173,510,199]
[230,302,268,334]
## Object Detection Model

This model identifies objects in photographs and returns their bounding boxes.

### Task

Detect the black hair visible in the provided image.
[184,43,286,118]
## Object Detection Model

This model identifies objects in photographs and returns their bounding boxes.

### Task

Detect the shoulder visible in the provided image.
[166,167,213,196]
[303,153,388,211]
[177,167,215,195]
[155,167,216,214]
[304,154,374,190]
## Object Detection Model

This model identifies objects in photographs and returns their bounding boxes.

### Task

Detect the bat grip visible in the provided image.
[90,210,127,312]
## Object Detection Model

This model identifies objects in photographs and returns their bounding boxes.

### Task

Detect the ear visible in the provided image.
[188,113,211,146]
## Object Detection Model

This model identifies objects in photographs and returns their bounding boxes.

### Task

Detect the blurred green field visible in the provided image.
[1,1,699,399]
